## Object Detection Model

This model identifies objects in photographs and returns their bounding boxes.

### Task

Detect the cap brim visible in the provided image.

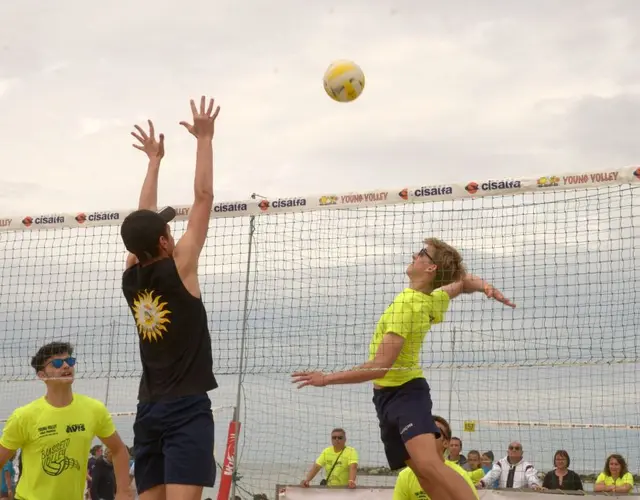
[158,206,176,223]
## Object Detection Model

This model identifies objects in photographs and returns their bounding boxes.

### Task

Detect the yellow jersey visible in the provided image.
[595,472,634,488]
[0,394,116,500]
[316,446,359,486]
[369,289,450,386]
[393,460,479,500]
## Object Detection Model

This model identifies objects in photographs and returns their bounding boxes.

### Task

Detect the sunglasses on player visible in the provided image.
[418,248,436,263]
[48,357,76,369]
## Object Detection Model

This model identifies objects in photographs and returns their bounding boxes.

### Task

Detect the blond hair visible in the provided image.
[424,238,466,288]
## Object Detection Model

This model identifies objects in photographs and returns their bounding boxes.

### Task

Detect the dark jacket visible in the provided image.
[90,457,116,500]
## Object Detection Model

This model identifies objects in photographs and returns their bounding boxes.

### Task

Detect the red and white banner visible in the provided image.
[276,486,635,500]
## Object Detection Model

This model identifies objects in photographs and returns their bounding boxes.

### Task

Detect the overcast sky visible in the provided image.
[0,0,639,216]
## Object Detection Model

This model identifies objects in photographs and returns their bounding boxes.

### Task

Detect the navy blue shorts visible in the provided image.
[372,377,440,470]
[133,394,215,493]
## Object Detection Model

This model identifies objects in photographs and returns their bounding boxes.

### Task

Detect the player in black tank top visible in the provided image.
[122,257,217,401]
[119,97,221,499]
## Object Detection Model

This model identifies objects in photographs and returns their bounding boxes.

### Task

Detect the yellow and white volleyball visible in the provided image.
[323,60,365,103]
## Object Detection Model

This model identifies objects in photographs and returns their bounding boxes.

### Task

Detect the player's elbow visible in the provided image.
[194,188,214,202]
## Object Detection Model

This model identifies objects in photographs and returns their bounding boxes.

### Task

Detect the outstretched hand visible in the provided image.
[180,96,220,140]
[131,120,164,160]
[484,284,516,308]
[291,371,326,389]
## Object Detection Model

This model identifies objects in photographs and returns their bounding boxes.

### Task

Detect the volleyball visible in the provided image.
[323,60,365,103]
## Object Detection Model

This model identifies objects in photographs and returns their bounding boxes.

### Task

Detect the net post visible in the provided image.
[225,195,258,500]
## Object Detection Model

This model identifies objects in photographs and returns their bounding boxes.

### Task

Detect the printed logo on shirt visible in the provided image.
[41,438,81,476]
[65,423,86,433]
[131,289,172,342]
[38,424,58,438]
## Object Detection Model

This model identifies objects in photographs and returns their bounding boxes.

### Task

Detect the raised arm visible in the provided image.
[173,96,220,297]
[125,120,165,269]
[441,275,516,308]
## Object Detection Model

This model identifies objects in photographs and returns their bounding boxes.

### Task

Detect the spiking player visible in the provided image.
[120,96,220,500]
[292,238,515,500]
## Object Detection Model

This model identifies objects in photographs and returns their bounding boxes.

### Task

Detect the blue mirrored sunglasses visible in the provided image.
[49,357,76,369]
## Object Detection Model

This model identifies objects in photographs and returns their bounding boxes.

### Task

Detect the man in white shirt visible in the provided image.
[476,442,542,490]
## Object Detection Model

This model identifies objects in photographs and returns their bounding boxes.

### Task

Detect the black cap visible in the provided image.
[120,206,176,260]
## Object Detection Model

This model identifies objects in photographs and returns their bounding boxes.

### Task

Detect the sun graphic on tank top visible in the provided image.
[131,290,172,341]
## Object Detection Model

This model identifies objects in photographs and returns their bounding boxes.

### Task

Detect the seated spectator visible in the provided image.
[476,442,542,490]
[594,454,634,494]
[300,428,358,488]
[448,437,467,466]
[481,452,498,489]
[542,450,583,491]
[463,450,485,484]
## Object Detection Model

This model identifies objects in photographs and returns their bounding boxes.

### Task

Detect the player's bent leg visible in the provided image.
[405,434,476,500]
[140,485,167,500]
[165,484,204,500]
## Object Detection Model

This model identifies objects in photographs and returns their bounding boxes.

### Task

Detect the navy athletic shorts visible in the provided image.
[133,394,215,493]
[372,377,441,470]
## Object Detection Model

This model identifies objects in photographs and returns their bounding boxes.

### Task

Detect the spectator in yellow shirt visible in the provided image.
[301,428,358,488]
[594,454,634,494]
[393,416,478,500]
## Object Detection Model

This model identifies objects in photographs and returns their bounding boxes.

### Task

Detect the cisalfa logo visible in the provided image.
[258,200,269,211]
[634,167,640,180]
[398,189,408,200]
[21,216,33,228]
[75,213,87,224]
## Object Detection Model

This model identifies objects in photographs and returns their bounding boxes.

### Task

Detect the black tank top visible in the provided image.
[122,258,218,402]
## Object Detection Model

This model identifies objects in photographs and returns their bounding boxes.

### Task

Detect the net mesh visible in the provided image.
[0,181,639,498]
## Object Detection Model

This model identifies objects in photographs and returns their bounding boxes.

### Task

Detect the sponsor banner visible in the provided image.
[276,485,634,500]
[0,165,638,232]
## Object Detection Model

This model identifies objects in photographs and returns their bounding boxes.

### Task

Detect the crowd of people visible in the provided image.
[304,427,637,496]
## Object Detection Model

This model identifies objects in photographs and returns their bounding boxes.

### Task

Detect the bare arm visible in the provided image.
[349,463,357,482]
[173,96,220,295]
[441,275,516,308]
[0,446,14,471]
[302,463,322,486]
[99,432,131,498]
[126,121,165,269]
[292,333,404,388]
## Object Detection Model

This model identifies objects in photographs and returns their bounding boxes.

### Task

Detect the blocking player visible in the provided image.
[0,342,131,500]
[120,96,220,500]
[394,415,478,500]
[292,238,515,500]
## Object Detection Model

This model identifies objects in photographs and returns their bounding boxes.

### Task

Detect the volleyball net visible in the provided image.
[0,166,639,498]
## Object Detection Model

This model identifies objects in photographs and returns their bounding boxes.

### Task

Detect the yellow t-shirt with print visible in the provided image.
[393,460,479,500]
[369,289,450,386]
[595,472,634,488]
[0,394,116,500]
[316,446,359,486]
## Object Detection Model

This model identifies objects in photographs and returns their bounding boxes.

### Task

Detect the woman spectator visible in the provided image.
[542,450,583,491]
[594,454,634,494]
[480,452,498,488]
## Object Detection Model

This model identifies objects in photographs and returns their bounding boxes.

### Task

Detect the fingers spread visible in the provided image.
[190,99,198,116]
[131,131,144,143]
[148,120,155,139]
[199,95,206,114]
[134,125,148,140]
